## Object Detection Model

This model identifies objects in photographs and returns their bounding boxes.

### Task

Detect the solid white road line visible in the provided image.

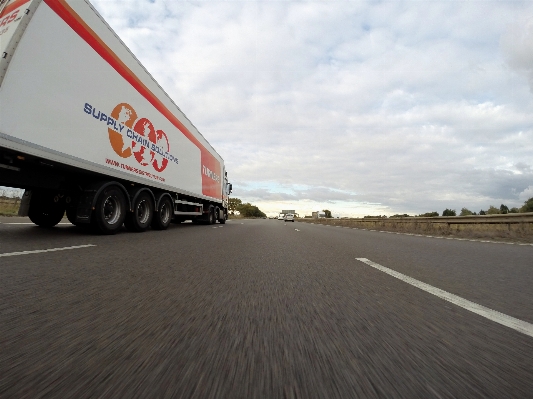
[0,244,96,258]
[356,257,533,338]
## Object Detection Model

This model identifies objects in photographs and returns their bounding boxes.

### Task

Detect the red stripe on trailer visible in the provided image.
[0,0,30,18]
[44,0,222,199]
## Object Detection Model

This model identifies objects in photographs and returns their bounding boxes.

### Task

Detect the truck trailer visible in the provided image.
[0,0,232,234]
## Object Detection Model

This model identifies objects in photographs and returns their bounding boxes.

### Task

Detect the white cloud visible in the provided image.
[519,186,533,202]
[501,14,533,92]
[90,0,533,216]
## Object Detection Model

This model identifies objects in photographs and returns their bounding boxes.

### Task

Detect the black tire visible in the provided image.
[214,206,220,224]
[28,190,65,228]
[91,185,127,235]
[219,210,226,224]
[208,205,216,225]
[152,196,173,230]
[125,192,154,232]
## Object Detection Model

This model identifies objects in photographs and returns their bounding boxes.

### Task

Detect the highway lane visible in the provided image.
[1,218,532,398]
[299,222,533,324]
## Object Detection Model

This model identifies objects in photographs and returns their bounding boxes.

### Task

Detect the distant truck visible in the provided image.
[312,212,326,219]
[0,0,232,234]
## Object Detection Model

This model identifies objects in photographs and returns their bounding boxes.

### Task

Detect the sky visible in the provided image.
[8,0,533,217]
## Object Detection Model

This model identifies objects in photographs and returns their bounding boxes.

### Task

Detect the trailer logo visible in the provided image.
[84,102,178,172]
[202,165,220,183]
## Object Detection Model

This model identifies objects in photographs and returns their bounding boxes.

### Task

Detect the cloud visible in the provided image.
[90,0,533,216]
[518,186,533,202]
[501,15,533,92]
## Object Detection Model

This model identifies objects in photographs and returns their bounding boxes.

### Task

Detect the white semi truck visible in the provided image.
[0,0,232,234]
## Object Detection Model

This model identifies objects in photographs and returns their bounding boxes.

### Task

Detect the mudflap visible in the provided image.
[17,190,32,216]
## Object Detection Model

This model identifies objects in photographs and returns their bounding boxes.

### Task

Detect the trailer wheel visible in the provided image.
[28,190,65,228]
[208,205,216,225]
[214,206,220,224]
[152,196,172,230]
[91,185,127,235]
[125,192,154,232]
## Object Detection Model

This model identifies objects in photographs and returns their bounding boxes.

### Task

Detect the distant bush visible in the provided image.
[237,203,266,218]
[520,197,533,213]
[487,205,500,215]
[459,208,473,216]
[442,209,456,216]
[418,212,439,217]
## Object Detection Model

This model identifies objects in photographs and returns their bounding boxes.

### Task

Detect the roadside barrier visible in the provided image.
[297,213,533,242]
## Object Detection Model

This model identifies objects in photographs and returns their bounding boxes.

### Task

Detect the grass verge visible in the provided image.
[0,199,20,216]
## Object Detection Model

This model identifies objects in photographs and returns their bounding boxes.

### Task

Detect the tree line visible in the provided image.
[228,198,266,218]
[422,197,533,217]
[226,196,533,219]
[361,197,533,218]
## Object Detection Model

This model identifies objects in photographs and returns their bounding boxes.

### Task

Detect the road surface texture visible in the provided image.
[1,217,532,398]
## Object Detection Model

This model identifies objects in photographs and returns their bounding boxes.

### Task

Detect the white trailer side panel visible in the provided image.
[0,0,223,201]
[0,0,28,55]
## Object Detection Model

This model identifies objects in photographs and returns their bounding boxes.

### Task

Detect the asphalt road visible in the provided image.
[1,217,532,398]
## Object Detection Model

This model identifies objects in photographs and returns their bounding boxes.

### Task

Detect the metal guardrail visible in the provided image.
[300,213,533,225]
[357,213,533,225]
[298,213,533,240]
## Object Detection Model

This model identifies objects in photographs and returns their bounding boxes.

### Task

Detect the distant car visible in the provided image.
[285,213,295,222]
[278,215,285,220]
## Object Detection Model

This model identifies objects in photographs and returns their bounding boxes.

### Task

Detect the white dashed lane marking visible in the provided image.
[356,258,533,338]
[0,245,96,258]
